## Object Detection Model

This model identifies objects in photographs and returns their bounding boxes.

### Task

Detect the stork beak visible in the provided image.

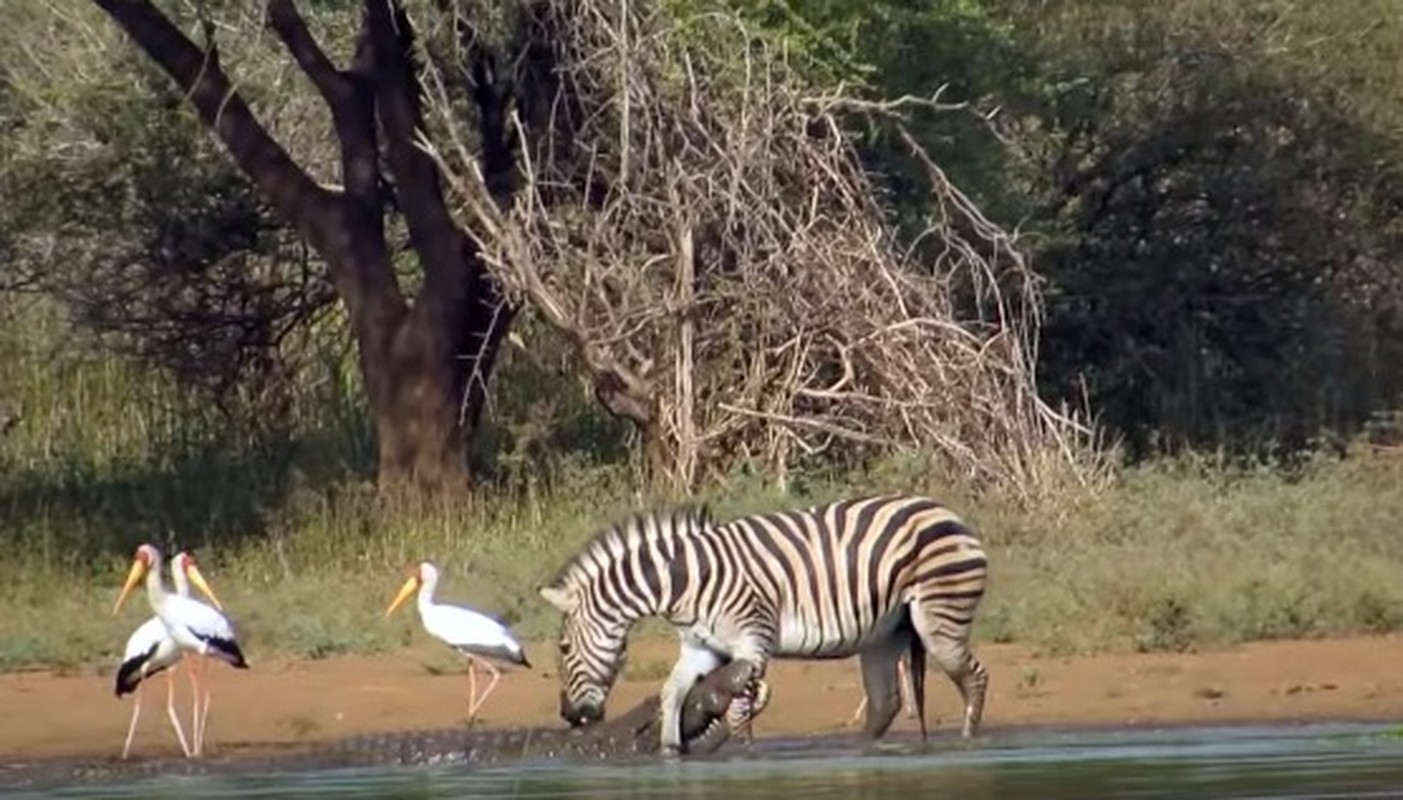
[385,575,419,617]
[185,564,224,611]
[112,558,147,615]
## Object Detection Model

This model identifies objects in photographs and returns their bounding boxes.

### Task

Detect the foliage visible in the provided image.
[709,0,1403,460]
[1,2,332,423]
[4,377,1403,669]
[8,0,1399,478]
[995,0,1403,458]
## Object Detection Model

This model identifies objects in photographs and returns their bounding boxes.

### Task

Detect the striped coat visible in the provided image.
[539,493,990,754]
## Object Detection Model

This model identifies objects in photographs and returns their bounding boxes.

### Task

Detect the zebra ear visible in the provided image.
[539,585,578,613]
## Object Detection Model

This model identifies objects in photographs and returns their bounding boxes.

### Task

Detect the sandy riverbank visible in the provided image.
[3,634,1402,763]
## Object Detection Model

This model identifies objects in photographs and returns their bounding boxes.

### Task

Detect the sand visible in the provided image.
[4,634,1402,762]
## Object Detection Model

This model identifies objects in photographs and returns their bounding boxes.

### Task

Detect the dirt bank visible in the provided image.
[3,634,1402,763]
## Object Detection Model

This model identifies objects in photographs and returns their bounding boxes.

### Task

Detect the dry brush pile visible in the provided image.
[417,0,1110,501]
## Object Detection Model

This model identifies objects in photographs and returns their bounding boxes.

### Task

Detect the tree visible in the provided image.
[63,0,1107,501]
[423,0,1106,498]
[0,57,329,419]
[992,1,1403,458]
[83,0,518,493]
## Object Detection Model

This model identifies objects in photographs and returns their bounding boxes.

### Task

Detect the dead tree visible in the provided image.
[421,0,1109,500]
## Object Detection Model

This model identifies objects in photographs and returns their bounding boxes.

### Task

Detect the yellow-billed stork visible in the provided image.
[113,550,221,759]
[113,544,248,757]
[385,561,530,721]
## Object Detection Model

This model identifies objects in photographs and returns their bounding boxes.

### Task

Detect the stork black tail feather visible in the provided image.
[207,637,249,669]
[114,645,159,697]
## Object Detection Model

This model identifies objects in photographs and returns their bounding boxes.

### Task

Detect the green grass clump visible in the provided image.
[969,450,1403,655]
[6,448,1402,672]
[3,299,1403,672]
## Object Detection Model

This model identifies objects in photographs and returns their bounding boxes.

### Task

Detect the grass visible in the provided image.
[3,299,1403,673]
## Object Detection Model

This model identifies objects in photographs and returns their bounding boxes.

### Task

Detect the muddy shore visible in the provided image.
[3,635,1402,772]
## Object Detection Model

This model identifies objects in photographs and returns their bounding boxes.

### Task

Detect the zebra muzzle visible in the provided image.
[561,692,605,728]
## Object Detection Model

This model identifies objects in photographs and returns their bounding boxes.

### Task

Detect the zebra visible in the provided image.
[849,653,918,726]
[538,493,990,755]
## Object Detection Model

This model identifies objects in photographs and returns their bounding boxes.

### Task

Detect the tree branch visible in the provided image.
[93,0,407,340]
[266,0,351,106]
[364,0,468,299]
[264,0,381,208]
[464,16,517,207]
[91,0,335,249]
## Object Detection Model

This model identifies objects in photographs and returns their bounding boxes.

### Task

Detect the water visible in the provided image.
[7,722,1403,799]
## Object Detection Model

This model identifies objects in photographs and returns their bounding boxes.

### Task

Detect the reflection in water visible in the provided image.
[6,723,1403,799]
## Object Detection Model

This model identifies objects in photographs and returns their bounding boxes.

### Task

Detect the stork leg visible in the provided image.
[196,659,214,756]
[464,658,478,723]
[186,657,204,757]
[467,661,503,721]
[164,667,193,758]
[121,681,144,760]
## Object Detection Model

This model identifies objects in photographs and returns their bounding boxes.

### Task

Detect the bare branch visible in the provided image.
[364,0,468,293]
[266,0,351,107]
[91,0,334,246]
[264,0,382,211]
[415,0,1110,499]
[803,84,970,116]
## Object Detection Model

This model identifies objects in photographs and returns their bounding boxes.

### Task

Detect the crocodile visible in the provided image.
[0,660,766,790]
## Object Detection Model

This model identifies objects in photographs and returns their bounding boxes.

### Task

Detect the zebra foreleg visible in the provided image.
[856,636,908,741]
[658,640,724,757]
[908,634,929,742]
[724,674,769,745]
[849,657,919,726]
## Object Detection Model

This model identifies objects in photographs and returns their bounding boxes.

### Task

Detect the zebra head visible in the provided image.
[539,583,630,728]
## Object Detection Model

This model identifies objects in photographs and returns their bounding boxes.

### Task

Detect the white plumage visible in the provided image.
[114,550,209,759]
[113,544,248,758]
[385,561,530,721]
[155,592,244,665]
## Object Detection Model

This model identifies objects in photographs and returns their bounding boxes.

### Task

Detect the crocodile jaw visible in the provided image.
[675,659,767,755]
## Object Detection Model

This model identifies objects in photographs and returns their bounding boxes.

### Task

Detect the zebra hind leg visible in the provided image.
[852,612,925,735]
[898,658,919,719]
[916,622,988,740]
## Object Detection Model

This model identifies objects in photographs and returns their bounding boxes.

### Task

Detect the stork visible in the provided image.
[385,561,530,722]
[113,550,221,759]
[113,544,248,756]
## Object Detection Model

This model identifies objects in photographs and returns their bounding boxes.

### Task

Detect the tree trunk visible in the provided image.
[363,335,469,491]
[371,354,465,489]
[362,256,512,492]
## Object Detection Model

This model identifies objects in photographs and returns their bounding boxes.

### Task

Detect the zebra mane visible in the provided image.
[545,503,715,594]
